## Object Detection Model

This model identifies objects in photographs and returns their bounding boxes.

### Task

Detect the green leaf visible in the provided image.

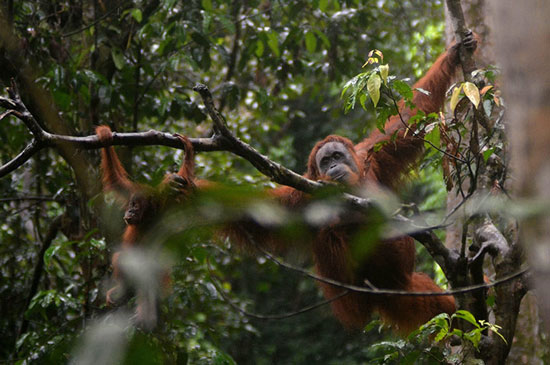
[486,294,496,307]
[374,108,394,131]
[363,319,382,332]
[450,328,464,337]
[111,48,125,70]
[379,64,389,85]
[305,31,317,53]
[191,246,208,263]
[130,8,143,23]
[314,29,331,47]
[218,15,236,34]
[53,90,71,111]
[463,81,480,108]
[482,147,495,162]
[267,32,280,57]
[424,123,440,150]
[255,39,264,57]
[359,93,367,110]
[401,350,421,365]
[367,73,381,107]
[44,245,60,268]
[393,79,413,101]
[434,326,449,342]
[201,0,213,11]
[191,32,209,47]
[464,328,482,349]
[453,310,480,328]
[373,141,388,152]
[319,0,329,12]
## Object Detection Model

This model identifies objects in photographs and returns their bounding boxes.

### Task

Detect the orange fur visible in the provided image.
[228,40,474,333]
[97,126,197,317]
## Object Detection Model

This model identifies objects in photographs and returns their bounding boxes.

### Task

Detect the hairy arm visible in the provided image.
[356,33,476,189]
[96,126,136,194]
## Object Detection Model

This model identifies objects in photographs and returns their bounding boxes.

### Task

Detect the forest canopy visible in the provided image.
[0,0,547,364]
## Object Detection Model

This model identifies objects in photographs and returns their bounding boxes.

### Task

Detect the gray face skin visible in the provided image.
[315,141,359,184]
[124,194,148,225]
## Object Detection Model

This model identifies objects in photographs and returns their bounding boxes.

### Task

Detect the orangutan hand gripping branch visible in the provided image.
[229,31,477,334]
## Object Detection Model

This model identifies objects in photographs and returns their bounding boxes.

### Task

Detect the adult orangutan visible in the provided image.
[231,31,477,334]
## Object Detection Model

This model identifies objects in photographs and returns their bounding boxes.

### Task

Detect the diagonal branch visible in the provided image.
[193,83,324,194]
[0,139,44,177]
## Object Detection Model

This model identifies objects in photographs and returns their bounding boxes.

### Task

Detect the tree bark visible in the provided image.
[489,1,550,362]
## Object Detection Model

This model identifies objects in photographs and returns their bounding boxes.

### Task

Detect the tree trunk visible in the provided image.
[489,1,550,362]
[444,1,542,362]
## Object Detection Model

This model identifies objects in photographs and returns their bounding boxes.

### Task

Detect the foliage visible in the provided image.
[0,0,527,364]
[365,310,506,365]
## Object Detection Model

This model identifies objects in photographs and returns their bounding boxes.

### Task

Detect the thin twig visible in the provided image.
[258,243,528,297]
[386,87,468,164]
[61,0,132,38]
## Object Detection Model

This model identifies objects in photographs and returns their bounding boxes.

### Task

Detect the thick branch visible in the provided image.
[387,214,457,272]
[2,82,454,267]
[1,82,456,264]
[193,83,324,193]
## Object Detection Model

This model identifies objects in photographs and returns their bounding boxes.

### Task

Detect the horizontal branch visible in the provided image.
[50,130,226,152]
[0,82,453,265]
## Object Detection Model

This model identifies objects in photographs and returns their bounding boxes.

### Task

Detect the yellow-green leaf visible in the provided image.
[362,57,378,68]
[367,73,381,107]
[379,64,389,85]
[130,9,143,23]
[450,84,463,112]
[463,81,480,108]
